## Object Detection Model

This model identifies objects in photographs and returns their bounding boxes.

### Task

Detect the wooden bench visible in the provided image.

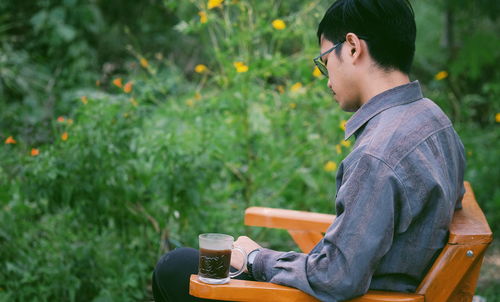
[190,181,492,301]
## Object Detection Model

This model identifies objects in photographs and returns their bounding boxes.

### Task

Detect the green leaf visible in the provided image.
[249,103,271,134]
[298,167,319,191]
[30,10,48,33]
[57,24,77,42]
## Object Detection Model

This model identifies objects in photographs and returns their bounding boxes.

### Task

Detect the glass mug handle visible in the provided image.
[229,246,247,278]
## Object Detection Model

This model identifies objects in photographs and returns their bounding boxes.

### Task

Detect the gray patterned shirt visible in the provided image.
[252,81,466,301]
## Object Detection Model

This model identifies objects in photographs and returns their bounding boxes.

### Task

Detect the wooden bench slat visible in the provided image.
[244,207,335,232]
[189,275,425,302]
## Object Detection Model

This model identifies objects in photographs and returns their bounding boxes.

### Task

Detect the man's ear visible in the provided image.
[345,33,363,62]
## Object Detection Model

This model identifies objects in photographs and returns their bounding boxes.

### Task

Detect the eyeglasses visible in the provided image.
[313,42,344,77]
[313,36,369,77]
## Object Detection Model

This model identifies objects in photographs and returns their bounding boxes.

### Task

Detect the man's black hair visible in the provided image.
[317,0,416,74]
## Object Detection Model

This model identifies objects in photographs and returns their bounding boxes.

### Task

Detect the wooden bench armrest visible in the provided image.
[448,182,493,244]
[189,275,424,302]
[244,207,335,233]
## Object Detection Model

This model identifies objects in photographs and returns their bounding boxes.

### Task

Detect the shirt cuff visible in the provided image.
[251,248,286,281]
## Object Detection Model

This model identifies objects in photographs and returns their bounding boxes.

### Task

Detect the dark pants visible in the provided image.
[152,247,255,302]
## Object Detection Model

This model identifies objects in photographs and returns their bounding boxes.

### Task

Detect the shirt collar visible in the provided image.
[344,81,423,140]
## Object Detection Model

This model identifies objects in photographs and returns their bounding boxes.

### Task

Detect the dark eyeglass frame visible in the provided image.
[313,35,369,77]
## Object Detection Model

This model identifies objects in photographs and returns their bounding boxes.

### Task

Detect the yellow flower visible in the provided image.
[67,119,74,125]
[81,96,88,105]
[113,78,123,88]
[289,102,297,109]
[324,161,337,172]
[340,120,347,131]
[96,80,101,87]
[5,136,16,144]
[195,64,208,73]
[208,0,223,9]
[31,148,40,156]
[276,85,285,94]
[496,113,500,123]
[341,140,351,147]
[186,99,195,107]
[57,116,66,123]
[198,11,208,24]
[336,144,342,154]
[124,81,133,93]
[61,132,68,141]
[140,58,149,68]
[434,71,448,81]
[272,19,286,30]
[290,82,303,92]
[313,66,322,78]
[233,61,249,73]
[194,92,202,100]
[129,98,138,107]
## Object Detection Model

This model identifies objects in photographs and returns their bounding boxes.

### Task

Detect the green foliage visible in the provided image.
[0,0,181,143]
[458,125,500,234]
[1,0,499,300]
[0,207,151,302]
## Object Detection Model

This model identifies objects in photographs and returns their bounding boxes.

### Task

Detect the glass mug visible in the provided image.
[198,233,247,284]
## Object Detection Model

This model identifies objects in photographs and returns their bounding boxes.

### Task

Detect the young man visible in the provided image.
[153,0,466,301]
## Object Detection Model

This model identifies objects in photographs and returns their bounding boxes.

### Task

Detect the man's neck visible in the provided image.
[358,69,410,106]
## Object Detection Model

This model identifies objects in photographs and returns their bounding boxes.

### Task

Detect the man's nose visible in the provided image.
[327,79,333,90]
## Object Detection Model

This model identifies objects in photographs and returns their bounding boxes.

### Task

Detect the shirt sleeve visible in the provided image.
[252,154,405,302]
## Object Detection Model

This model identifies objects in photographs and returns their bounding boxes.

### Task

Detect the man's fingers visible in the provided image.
[234,236,262,252]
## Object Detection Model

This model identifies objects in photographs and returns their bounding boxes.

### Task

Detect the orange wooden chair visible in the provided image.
[190,182,493,301]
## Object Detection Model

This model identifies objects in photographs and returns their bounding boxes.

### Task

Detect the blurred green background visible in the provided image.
[0,0,499,301]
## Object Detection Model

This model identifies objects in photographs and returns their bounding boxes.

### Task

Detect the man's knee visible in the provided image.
[154,247,199,284]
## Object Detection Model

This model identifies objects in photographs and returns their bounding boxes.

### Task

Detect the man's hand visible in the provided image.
[231,236,262,273]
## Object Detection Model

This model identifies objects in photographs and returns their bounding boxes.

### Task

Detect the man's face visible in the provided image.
[319,37,361,112]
